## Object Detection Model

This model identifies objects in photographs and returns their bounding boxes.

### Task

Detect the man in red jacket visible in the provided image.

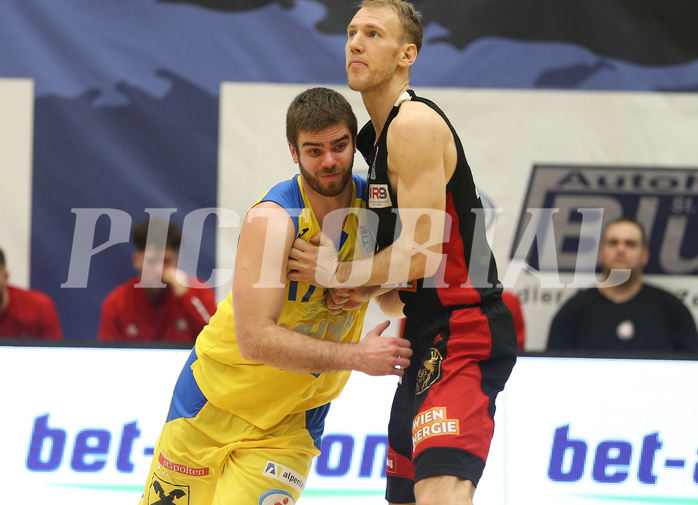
[98,219,216,343]
[0,247,62,340]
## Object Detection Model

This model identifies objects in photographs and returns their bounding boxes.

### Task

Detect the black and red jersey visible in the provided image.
[358,89,502,317]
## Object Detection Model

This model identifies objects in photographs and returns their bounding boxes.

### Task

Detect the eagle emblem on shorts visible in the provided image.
[416,347,442,395]
[146,475,189,505]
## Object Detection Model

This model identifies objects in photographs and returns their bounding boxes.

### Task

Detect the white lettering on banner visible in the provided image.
[61,208,133,288]
[513,165,698,276]
[59,198,683,292]
[62,207,239,288]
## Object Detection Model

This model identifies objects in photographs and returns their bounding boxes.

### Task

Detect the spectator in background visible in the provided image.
[0,247,62,340]
[98,218,216,343]
[502,290,526,350]
[547,217,698,354]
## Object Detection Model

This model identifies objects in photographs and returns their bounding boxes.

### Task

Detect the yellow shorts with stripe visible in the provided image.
[138,350,325,505]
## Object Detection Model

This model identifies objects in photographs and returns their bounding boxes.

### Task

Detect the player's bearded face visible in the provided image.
[298,155,353,197]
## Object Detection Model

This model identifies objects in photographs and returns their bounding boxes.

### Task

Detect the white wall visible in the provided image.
[0,79,34,287]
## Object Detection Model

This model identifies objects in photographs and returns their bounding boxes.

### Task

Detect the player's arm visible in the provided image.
[355,103,448,284]
[669,296,698,352]
[234,202,412,376]
[545,300,578,351]
[39,296,63,340]
[96,294,121,341]
[376,289,405,319]
[325,285,395,314]
[172,288,215,340]
[289,103,449,288]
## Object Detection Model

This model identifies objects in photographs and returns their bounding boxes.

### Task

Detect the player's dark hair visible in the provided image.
[0,247,5,269]
[357,0,423,53]
[286,87,357,151]
[131,218,182,252]
[604,217,647,245]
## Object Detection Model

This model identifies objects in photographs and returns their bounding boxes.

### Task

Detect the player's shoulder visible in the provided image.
[642,283,687,308]
[352,173,367,200]
[9,285,54,307]
[259,175,302,209]
[390,99,449,144]
[104,277,139,302]
[560,288,601,310]
[395,99,441,125]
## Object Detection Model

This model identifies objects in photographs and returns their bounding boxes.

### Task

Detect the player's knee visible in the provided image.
[414,475,474,505]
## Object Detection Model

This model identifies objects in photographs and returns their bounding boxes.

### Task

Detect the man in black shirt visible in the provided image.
[547,217,698,354]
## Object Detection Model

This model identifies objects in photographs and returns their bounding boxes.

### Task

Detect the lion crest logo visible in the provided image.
[416,347,442,395]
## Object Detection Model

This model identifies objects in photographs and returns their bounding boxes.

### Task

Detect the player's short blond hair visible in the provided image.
[358,0,423,53]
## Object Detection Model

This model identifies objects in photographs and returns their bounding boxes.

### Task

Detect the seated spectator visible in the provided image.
[98,218,217,343]
[501,290,526,350]
[0,247,62,339]
[547,217,698,354]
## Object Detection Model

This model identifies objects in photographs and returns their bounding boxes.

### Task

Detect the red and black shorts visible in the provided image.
[386,300,517,503]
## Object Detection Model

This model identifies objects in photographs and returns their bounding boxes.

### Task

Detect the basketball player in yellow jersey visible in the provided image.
[138,87,412,505]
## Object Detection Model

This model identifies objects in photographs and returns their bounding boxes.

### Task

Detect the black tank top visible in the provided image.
[357,89,502,316]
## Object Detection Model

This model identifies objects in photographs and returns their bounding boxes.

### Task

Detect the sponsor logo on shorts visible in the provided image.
[259,489,295,505]
[158,452,209,476]
[412,407,460,447]
[263,461,306,493]
[146,474,189,505]
[416,347,442,395]
[368,184,392,208]
[386,453,397,475]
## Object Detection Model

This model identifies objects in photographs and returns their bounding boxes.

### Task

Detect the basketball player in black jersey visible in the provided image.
[288,2,518,504]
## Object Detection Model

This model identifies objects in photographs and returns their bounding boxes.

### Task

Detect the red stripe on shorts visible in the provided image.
[411,307,495,462]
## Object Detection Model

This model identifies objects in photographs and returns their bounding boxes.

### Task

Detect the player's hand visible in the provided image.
[161,266,189,297]
[355,321,412,377]
[326,286,379,314]
[288,232,339,287]
[327,288,352,314]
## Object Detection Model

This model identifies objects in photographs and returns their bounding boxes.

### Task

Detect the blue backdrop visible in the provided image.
[1,0,696,339]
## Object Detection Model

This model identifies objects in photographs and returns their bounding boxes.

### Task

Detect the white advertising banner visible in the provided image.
[2,346,697,505]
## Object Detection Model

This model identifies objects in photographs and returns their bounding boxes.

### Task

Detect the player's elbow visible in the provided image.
[408,245,443,280]
[421,255,442,279]
[236,324,262,362]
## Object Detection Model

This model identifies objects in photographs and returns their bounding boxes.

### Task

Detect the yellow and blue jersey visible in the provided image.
[191,174,370,430]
